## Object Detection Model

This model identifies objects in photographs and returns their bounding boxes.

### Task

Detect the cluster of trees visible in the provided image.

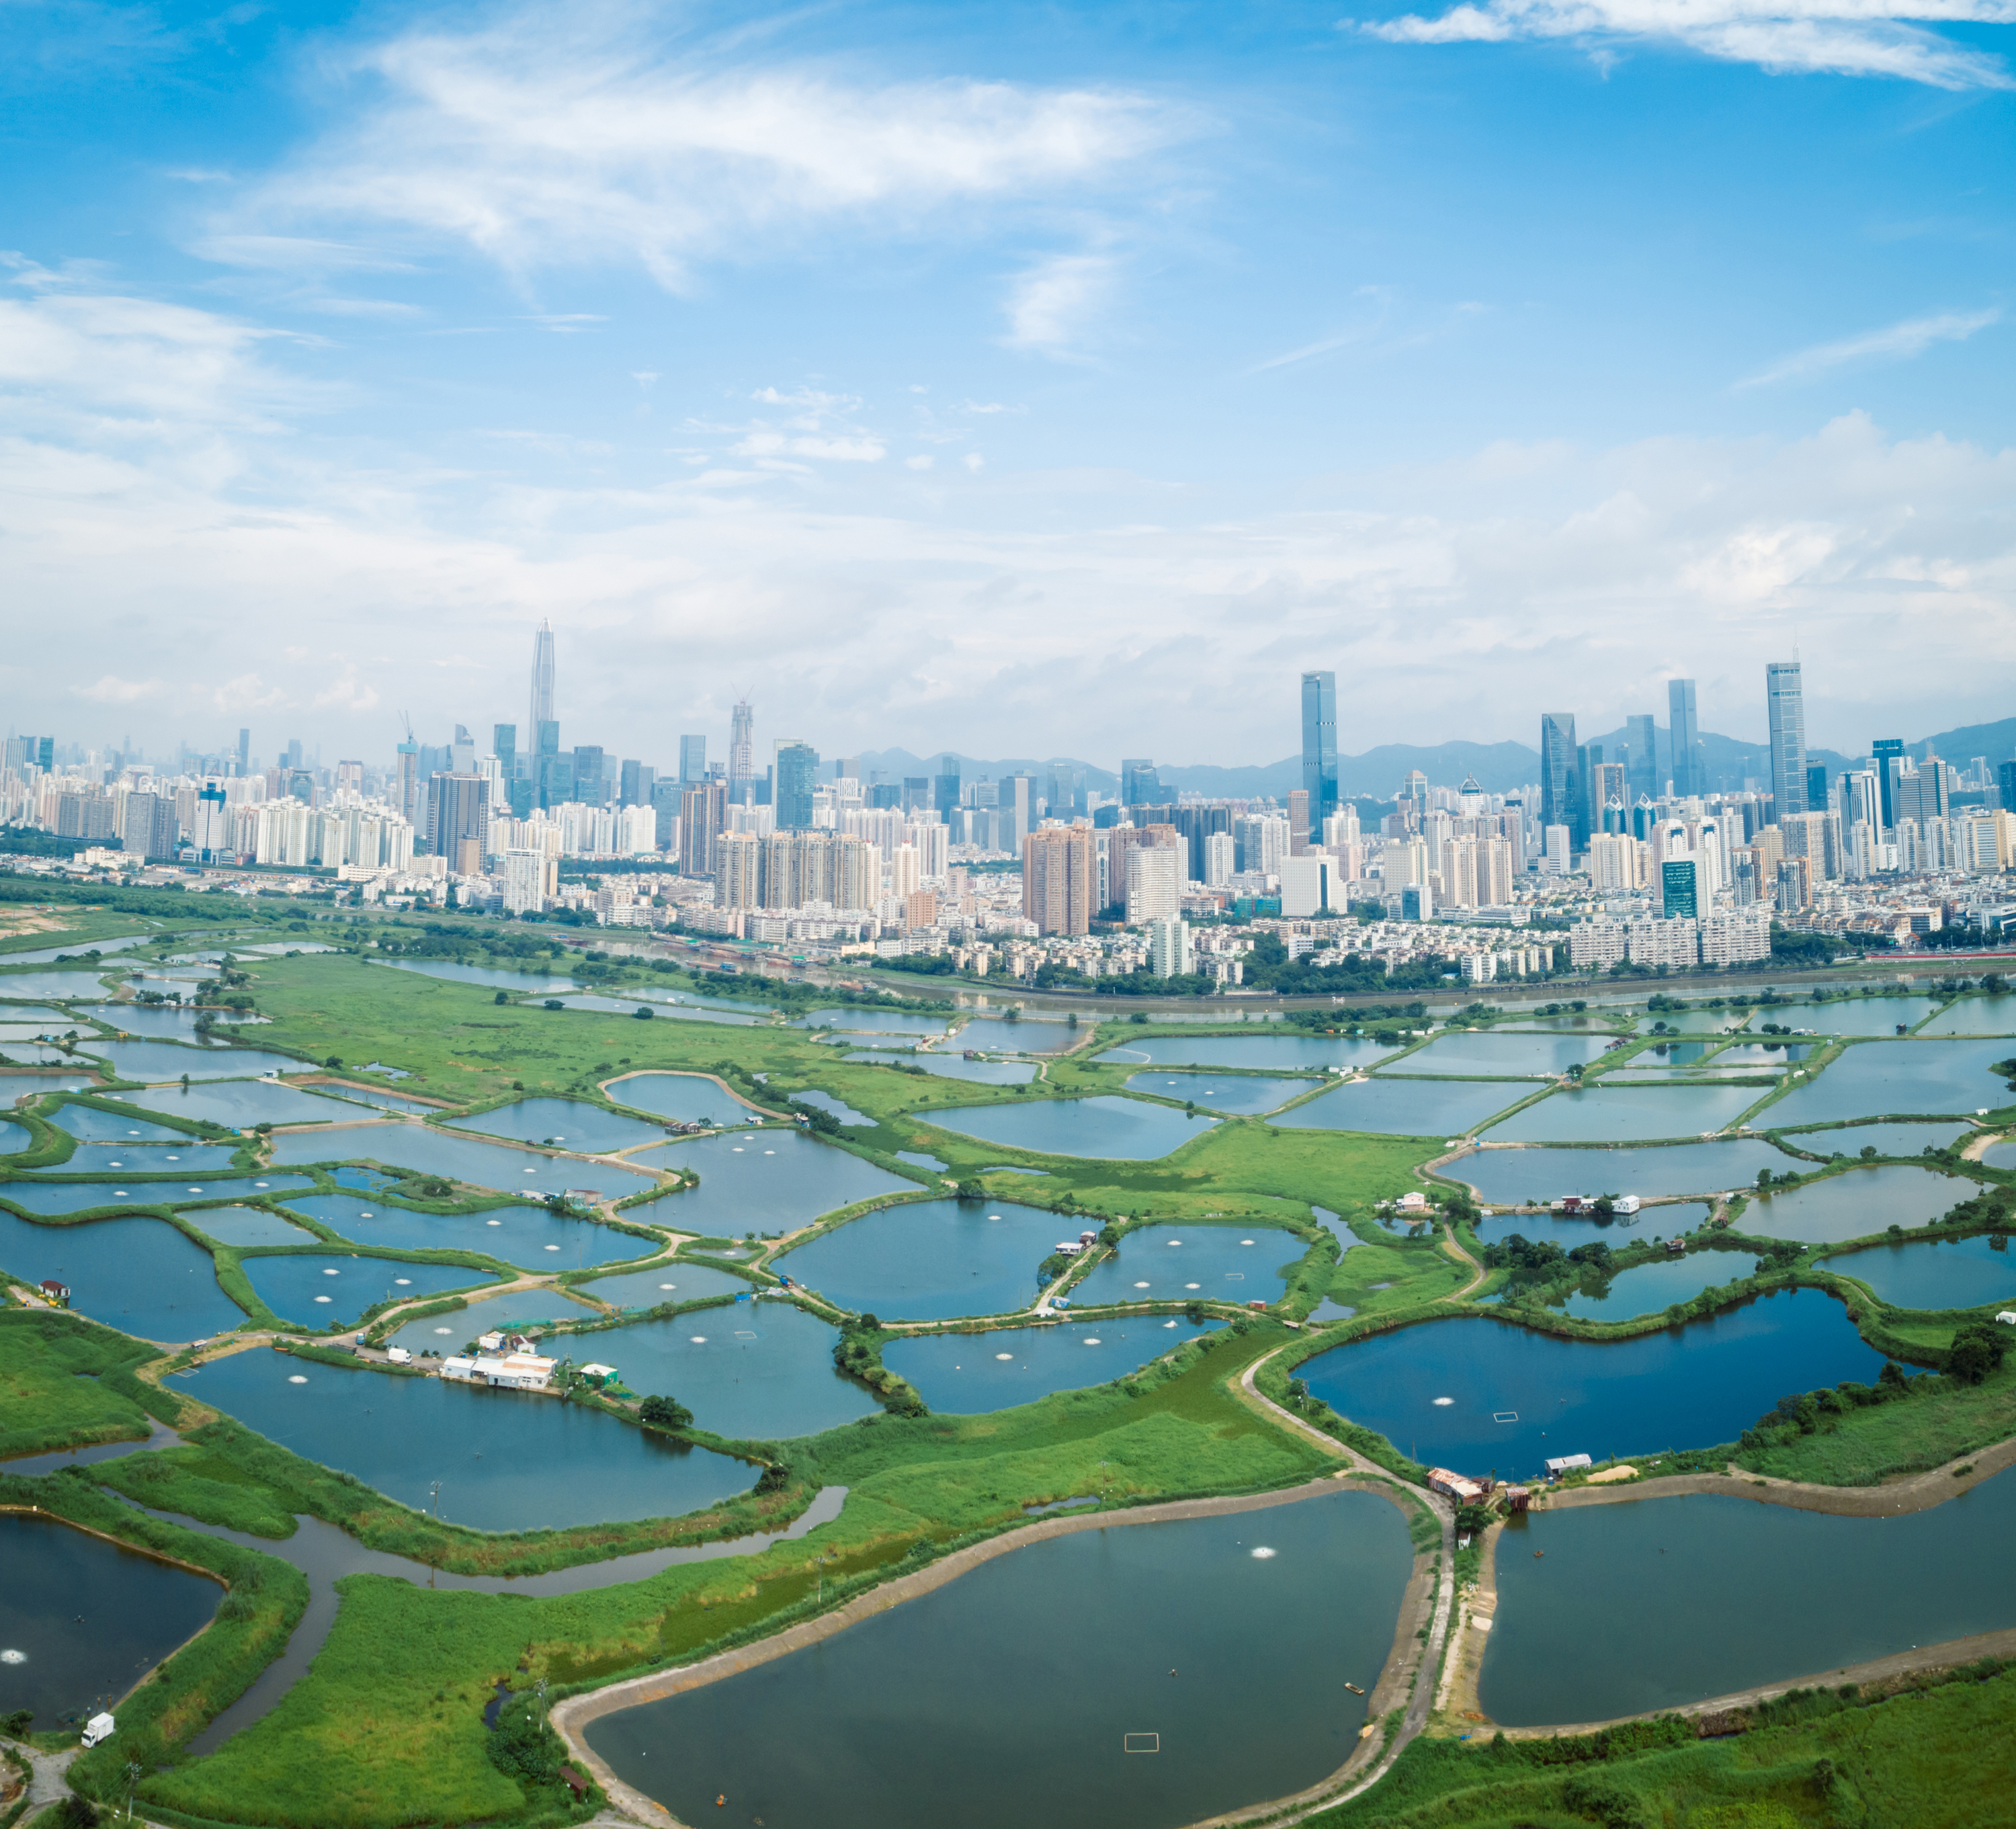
[485,1695,573,1793]
[638,1394,694,1431]
[831,1316,925,1415]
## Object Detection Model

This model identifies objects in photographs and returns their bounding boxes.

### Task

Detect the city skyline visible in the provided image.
[2,3,2011,757]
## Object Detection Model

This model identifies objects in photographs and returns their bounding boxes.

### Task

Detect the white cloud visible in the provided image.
[734,431,886,462]
[217,8,1187,288]
[1736,306,2001,387]
[1003,252,1115,353]
[1357,0,2016,89]
[75,675,159,704]
[906,454,935,470]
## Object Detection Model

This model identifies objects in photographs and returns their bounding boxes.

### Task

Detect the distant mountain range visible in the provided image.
[844,716,2013,805]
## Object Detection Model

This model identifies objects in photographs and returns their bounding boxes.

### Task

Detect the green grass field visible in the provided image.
[0,1309,163,1456]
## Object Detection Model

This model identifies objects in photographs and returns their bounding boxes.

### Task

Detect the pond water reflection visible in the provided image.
[884,1316,1223,1414]
[1097,1035,1400,1072]
[450,1097,665,1154]
[1269,1078,1527,1138]
[1738,1164,1969,1244]
[1446,1140,1793,1207]
[265,1122,656,1198]
[587,1489,1412,1829]
[1762,1040,2016,1127]
[1122,1072,1317,1115]
[1558,1252,1762,1319]
[627,1131,913,1234]
[607,1073,763,1128]
[278,1192,651,1270]
[240,1253,499,1328]
[1822,1231,2016,1308]
[1483,1084,1762,1144]
[1068,1224,1301,1308]
[1298,1290,1888,1478]
[177,1351,753,1531]
[1481,1473,2016,1725]
[926,1096,1214,1160]
[775,1199,1062,1320]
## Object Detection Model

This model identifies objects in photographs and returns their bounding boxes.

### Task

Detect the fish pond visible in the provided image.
[1122,1072,1318,1115]
[1068,1224,1303,1308]
[1269,1077,1527,1138]
[79,1005,267,1041]
[51,1104,192,1142]
[176,1351,754,1531]
[570,1262,756,1312]
[183,1205,319,1247]
[1557,1252,1762,1320]
[1775,1121,1973,1160]
[1446,1140,1794,1207]
[0,1515,222,1722]
[85,1039,304,1082]
[118,1080,357,1128]
[68,1140,243,1171]
[240,1253,501,1328]
[797,1007,945,1037]
[627,1131,913,1234]
[952,1017,1077,1054]
[1481,1472,2016,1726]
[1,1072,97,1101]
[1483,1084,1762,1144]
[793,1091,872,1127]
[1399,1033,1611,1078]
[1736,1164,1972,1244]
[265,1123,657,1197]
[450,1097,665,1154]
[1096,1034,1400,1072]
[1473,1205,1712,1249]
[565,1301,876,1440]
[1761,1039,2016,1126]
[0,1209,245,1339]
[1747,997,1942,1036]
[0,935,149,965]
[587,1488,1413,1829]
[375,960,575,994]
[1820,1231,2016,1309]
[0,1175,313,1215]
[847,1050,1037,1084]
[276,1192,654,1270]
[1919,995,2016,1037]
[0,970,123,1000]
[883,1316,1222,1414]
[0,1121,26,1154]
[606,1072,762,1128]
[1296,1289,1889,1478]
[775,1199,1065,1320]
[925,1096,1215,1160]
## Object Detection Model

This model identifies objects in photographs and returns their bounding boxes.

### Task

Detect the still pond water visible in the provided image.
[926,1097,1214,1160]
[607,1072,761,1128]
[177,1351,753,1531]
[1736,1164,1968,1244]
[0,1515,220,1721]
[1821,1232,2016,1309]
[1482,1472,2016,1725]
[1483,1084,1762,1144]
[884,1317,1222,1414]
[570,1262,756,1312]
[1447,1140,1794,1207]
[0,1208,245,1339]
[1298,1290,1888,1478]
[1122,1072,1317,1115]
[239,1252,497,1328]
[1068,1224,1302,1308]
[450,1097,665,1154]
[1269,1077,1527,1138]
[119,1080,355,1128]
[278,1191,650,1270]
[1,1175,313,1214]
[1097,1034,1400,1072]
[1400,1033,1611,1078]
[628,1130,912,1234]
[588,1489,1412,1829]
[845,1050,1037,1084]
[1558,1252,1761,1320]
[1473,1205,1713,1249]
[1776,1121,1974,1159]
[1763,1039,2016,1126]
[776,1198,1063,1320]
[265,1122,655,1197]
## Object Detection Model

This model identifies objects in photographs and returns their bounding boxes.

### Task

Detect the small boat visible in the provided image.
[1344,1683,1365,1695]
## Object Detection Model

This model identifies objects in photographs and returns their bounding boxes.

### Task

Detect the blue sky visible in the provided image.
[3,0,2011,770]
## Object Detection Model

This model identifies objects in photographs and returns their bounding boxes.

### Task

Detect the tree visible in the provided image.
[638,1394,694,1431]
[634,1005,655,1019]
[1948,1323,2009,1385]
[495,990,509,1005]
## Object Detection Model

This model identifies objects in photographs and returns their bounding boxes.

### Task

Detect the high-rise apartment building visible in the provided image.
[1023,825,1097,935]
[1300,671,1338,839]
[680,780,727,877]
[1125,844,1182,925]
[1766,661,1808,818]
[1668,678,1702,797]
[1286,789,1310,855]
[1540,714,1581,851]
[728,698,755,804]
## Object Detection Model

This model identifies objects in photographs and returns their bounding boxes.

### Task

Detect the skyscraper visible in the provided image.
[493,724,517,780]
[1623,713,1657,805]
[530,620,556,736]
[679,735,707,784]
[1667,678,1702,797]
[728,698,755,804]
[1766,661,1808,818]
[775,742,819,829]
[1122,759,1159,807]
[934,755,961,816]
[236,728,249,774]
[1299,671,1338,840]
[1873,738,1904,828]
[1539,714,1581,851]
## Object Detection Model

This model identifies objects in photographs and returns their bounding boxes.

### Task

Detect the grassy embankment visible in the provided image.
[1316,1663,2016,1828]
[0,1308,172,1455]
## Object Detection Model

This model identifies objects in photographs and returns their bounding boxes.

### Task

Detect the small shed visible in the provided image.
[1503,1484,1532,1514]
[579,1363,618,1387]
[38,1278,69,1303]
[1544,1453,1593,1478]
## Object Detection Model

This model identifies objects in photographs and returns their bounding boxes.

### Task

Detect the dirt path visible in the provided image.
[1438,1224,1484,1301]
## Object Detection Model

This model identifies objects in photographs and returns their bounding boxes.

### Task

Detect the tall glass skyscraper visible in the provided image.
[1300,671,1338,840]
[1667,678,1701,797]
[529,620,556,736]
[1624,712,1657,805]
[728,698,755,805]
[1766,661,1808,817]
[1540,713,1581,848]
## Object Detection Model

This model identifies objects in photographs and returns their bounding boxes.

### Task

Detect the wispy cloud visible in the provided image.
[74,675,159,705]
[1003,252,1115,353]
[1355,0,2016,89]
[216,7,1189,290]
[1736,306,2001,387]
